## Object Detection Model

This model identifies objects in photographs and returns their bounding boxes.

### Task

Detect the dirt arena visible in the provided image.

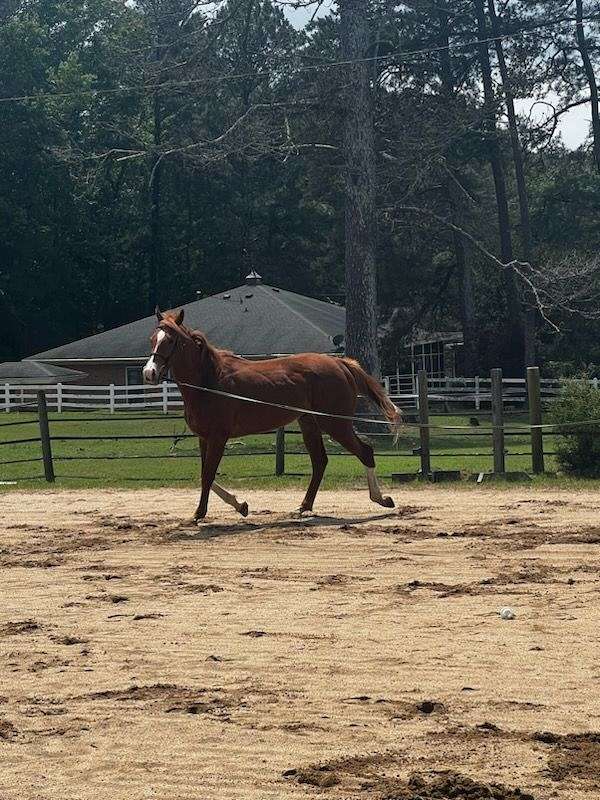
[2,487,600,799]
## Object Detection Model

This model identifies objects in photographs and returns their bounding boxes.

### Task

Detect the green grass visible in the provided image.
[0,408,587,491]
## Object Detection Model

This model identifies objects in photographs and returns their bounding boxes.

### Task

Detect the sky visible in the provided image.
[516,99,590,150]
[282,2,591,150]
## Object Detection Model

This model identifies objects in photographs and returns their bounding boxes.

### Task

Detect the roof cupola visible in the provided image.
[245,270,262,286]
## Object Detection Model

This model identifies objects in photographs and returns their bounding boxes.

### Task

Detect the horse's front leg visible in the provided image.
[194,436,227,522]
[196,437,248,518]
[211,482,249,517]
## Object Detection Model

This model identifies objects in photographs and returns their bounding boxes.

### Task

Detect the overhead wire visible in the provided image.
[0,11,598,105]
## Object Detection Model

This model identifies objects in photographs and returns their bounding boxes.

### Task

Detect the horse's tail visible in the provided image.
[341,358,402,440]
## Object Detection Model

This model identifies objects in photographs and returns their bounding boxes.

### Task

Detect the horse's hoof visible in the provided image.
[381,496,395,508]
[294,507,312,518]
[239,502,249,518]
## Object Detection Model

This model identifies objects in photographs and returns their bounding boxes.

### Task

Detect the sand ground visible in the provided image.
[2,486,600,799]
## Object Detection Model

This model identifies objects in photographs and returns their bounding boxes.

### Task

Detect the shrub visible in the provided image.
[551,379,600,476]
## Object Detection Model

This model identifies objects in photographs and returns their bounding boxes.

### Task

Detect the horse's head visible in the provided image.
[143,306,184,385]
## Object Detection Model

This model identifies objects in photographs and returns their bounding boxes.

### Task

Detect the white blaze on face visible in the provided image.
[143,330,166,384]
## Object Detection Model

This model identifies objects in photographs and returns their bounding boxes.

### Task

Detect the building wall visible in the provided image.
[47,362,145,385]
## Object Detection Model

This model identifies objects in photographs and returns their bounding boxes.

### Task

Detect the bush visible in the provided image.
[552,379,600,476]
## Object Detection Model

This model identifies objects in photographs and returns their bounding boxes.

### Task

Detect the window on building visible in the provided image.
[415,341,444,378]
[125,367,144,405]
[126,367,143,386]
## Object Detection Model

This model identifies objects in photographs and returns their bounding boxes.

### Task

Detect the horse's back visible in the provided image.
[222,352,346,380]
[218,352,357,432]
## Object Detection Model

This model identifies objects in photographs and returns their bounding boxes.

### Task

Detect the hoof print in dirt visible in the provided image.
[53,635,89,646]
[0,720,18,741]
[398,772,535,800]
[533,731,600,783]
[0,620,40,636]
[283,765,532,798]
[282,767,340,788]
[476,721,503,734]
[533,730,561,744]
[417,700,444,715]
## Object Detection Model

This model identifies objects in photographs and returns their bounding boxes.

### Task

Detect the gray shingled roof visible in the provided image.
[406,330,464,346]
[28,284,346,362]
[0,361,87,384]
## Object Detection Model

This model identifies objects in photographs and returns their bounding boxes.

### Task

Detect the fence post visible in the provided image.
[37,390,55,483]
[417,370,431,477]
[162,381,168,414]
[475,375,480,411]
[275,427,285,476]
[109,384,115,414]
[56,383,63,414]
[4,383,9,412]
[491,368,505,475]
[527,366,544,474]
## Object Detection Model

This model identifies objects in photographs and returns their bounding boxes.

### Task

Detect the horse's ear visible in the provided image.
[174,308,184,326]
[155,305,163,322]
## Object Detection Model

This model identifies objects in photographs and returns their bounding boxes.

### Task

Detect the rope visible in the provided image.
[0,13,597,106]
[177,381,600,433]
[178,381,400,427]
[2,381,599,434]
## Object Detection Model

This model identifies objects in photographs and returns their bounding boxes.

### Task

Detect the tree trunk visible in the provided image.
[339,0,380,377]
[438,1,478,376]
[474,0,524,376]
[488,0,536,366]
[149,91,162,310]
[576,0,600,173]
[455,233,478,375]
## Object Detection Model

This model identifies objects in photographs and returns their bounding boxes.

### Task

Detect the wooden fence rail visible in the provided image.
[3,372,592,413]
[491,369,505,474]
[0,368,561,484]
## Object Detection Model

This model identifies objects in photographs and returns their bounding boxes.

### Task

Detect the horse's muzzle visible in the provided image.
[142,359,164,385]
[143,370,159,385]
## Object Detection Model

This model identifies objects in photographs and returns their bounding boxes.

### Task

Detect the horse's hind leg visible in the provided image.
[320,421,394,509]
[298,416,328,513]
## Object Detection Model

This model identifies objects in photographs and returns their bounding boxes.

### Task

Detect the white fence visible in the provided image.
[2,375,594,413]
[383,375,578,410]
[2,382,184,413]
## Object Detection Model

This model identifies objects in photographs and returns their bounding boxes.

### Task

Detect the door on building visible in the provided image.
[126,367,144,405]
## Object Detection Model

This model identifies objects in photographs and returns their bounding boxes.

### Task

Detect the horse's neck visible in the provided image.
[172,343,221,388]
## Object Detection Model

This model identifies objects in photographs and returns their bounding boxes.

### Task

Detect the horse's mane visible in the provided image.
[186,327,221,386]
[161,316,227,386]
[189,328,233,358]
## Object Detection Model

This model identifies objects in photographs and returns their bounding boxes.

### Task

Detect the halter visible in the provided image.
[151,324,179,374]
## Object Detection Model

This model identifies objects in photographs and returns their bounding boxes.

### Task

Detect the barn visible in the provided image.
[25,273,346,386]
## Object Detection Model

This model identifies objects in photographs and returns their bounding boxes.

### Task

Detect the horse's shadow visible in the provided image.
[164,511,399,541]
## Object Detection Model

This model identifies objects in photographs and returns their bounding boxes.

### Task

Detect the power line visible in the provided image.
[0,11,597,105]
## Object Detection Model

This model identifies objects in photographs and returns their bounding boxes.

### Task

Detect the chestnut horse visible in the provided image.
[143,308,401,521]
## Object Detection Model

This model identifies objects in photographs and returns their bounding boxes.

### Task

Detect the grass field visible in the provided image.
[0,408,576,490]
